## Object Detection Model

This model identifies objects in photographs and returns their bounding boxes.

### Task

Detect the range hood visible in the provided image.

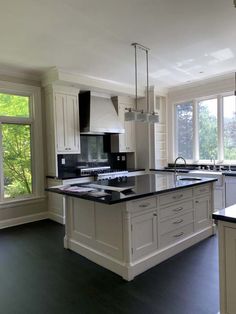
[79,91,125,134]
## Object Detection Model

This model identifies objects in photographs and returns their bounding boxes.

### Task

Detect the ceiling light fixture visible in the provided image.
[125,43,159,123]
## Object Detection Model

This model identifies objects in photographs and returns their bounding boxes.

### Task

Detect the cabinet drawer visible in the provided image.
[160,200,194,220]
[159,211,194,235]
[160,223,194,248]
[194,184,210,197]
[159,189,192,206]
[130,196,156,213]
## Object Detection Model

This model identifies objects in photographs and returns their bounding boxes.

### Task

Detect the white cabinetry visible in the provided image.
[44,85,80,177]
[131,211,158,260]
[194,195,211,231]
[218,220,236,314]
[47,176,92,224]
[55,93,80,153]
[225,176,236,207]
[188,171,225,211]
[64,182,214,280]
[111,97,135,153]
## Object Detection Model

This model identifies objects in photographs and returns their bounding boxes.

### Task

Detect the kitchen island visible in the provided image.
[213,206,236,314]
[48,173,216,280]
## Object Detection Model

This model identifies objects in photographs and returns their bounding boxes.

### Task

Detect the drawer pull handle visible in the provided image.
[139,203,150,208]
[153,213,157,217]
[195,200,199,203]
[173,207,183,212]
[173,194,183,200]
[173,232,184,238]
[173,219,183,224]
[199,188,206,192]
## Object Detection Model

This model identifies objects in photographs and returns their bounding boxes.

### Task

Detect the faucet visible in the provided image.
[174,156,187,177]
[211,157,216,170]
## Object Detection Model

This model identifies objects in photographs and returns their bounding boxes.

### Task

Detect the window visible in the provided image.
[176,102,193,160]
[0,93,32,199]
[175,94,236,163]
[198,98,217,160]
[223,95,236,160]
[0,82,44,204]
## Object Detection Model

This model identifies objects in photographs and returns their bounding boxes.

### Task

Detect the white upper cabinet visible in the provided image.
[44,85,80,176]
[111,97,136,153]
[55,93,80,153]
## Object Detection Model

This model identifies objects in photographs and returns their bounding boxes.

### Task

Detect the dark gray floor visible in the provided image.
[0,220,219,314]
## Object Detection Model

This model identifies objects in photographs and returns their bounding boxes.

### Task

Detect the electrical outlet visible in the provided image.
[117,156,120,161]
[61,158,66,165]
[122,155,126,161]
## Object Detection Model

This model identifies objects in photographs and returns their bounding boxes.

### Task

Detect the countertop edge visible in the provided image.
[46,176,217,205]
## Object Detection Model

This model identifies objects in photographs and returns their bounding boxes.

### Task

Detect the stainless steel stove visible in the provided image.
[80,166,128,180]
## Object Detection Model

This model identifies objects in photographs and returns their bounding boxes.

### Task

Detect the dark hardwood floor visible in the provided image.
[0,220,219,314]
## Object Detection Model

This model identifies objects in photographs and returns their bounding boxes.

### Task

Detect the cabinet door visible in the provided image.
[195,196,211,231]
[54,93,66,152]
[213,187,225,211]
[125,119,135,152]
[224,227,236,314]
[225,178,236,207]
[54,93,80,153]
[65,95,80,153]
[131,211,157,260]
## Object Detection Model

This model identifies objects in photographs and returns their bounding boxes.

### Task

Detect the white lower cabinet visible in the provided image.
[225,176,236,207]
[131,210,158,260]
[65,183,214,281]
[194,195,211,231]
[218,221,236,314]
[47,177,93,224]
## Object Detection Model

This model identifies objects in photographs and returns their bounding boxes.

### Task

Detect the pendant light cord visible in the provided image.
[134,44,138,111]
[146,49,149,113]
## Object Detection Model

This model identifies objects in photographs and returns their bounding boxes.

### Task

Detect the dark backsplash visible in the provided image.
[57,135,127,178]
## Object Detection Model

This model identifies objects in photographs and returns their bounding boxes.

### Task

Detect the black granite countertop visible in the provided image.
[151,168,236,176]
[212,205,236,223]
[46,173,216,205]
[222,171,236,176]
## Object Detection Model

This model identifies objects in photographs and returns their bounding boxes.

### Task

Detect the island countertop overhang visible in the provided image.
[46,173,217,205]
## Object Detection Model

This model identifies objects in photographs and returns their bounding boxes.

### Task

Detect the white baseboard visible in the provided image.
[0,212,49,229]
[66,227,214,281]
[48,211,65,225]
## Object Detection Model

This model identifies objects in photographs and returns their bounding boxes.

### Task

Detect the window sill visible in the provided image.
[0,195,46,209]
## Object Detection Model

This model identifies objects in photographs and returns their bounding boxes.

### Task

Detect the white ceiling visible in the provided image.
[0,0,236,90]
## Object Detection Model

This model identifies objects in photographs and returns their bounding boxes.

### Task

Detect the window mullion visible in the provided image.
[193,100,199,162]
[218,95,224,162]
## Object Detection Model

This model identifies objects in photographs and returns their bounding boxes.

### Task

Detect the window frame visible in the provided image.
[0,81,44,204]
[174,92,235,164]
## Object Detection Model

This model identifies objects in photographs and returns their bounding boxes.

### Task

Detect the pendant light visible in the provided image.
[125,43,159,123]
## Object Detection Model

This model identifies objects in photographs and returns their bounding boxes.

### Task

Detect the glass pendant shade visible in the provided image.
[136,111,148,122]
[125,110,136,121]
[148,113,159,124]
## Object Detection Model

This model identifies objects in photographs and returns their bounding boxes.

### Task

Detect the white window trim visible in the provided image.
[0,81,45,204]
[173,92,236,164]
